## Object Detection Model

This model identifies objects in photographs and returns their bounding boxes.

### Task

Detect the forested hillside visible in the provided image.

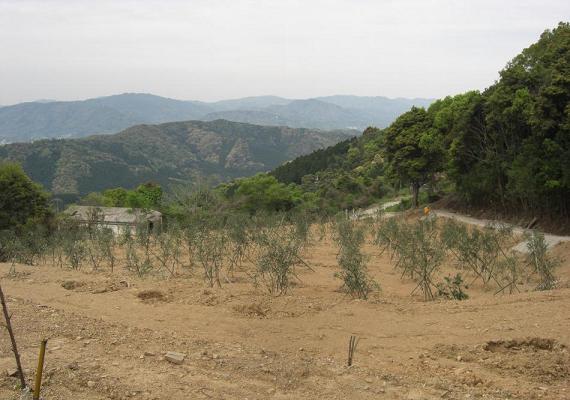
[0,120,353,196]
[261,23,570,217]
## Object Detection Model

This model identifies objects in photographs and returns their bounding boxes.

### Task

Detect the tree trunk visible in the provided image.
[411,182,420,208]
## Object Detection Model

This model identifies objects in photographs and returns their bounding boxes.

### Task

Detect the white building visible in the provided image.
[64,206,162,235]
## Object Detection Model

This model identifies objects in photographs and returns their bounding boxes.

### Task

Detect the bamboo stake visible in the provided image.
[0,283,27,389]
[33,339,48,400]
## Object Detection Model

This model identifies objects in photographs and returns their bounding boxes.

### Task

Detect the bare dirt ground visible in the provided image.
[1,226,569,399]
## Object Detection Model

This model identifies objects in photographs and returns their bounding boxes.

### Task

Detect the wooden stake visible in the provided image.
[0,283,27,389]
[348,335,358,366]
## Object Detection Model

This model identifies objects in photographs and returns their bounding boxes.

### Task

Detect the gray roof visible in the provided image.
[64,206,162,224]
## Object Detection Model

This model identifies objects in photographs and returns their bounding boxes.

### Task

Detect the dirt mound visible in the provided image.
[435,338,569,385]
[61,279,129,294]
[484,337,565,353]
[137,289,167,303]
[233,302,268,317]
[62,280,85,290]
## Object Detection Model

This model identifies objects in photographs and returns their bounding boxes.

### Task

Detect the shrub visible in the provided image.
[376,217,445,300]
[333,217,378,299]
[250,219,308,295]
[437,274,469,300]
[152,226,183,277]
[526,231,560,290]
[123,224,154,277]
[225,214,252,277]
[442,219,515,287]
[195,227,227,287]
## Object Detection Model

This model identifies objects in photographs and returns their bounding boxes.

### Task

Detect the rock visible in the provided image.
[5,368,18,377]
[62,280,82,290]
[87,380,96,388]
[67,362,79,370]
[165,351,186,365]
[144,351,156,357]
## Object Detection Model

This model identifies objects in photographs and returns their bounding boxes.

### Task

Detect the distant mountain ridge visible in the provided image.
[0,93,434,143]
[0,119,354,195]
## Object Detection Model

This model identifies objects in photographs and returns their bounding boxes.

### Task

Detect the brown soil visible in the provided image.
[1,227,569,399]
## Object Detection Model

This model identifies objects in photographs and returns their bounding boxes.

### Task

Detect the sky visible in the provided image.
[0,0,568,105]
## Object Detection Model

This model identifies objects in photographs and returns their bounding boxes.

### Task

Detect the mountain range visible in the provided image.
[0,119,354,196]
[0,93,433,143]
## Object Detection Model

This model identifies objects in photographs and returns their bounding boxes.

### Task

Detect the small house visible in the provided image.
[64,206,162,235]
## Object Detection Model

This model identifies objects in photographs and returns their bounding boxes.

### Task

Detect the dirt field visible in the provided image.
[1,225,569,399]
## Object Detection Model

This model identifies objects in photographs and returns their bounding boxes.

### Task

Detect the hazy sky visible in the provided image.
[0,0,568,105]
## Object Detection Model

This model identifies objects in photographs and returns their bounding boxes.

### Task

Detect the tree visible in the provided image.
[382,107,442,207]
[0,162,51,230]
[135,182,163,208]
[445,22,570,215]
[81,182,163,209]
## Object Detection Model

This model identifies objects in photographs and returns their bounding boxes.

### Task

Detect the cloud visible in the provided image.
[0,0,568,104]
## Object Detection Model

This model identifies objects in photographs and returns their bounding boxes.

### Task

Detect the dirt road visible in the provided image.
[432,210,570,253]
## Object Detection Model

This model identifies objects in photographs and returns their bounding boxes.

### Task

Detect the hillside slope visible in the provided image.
[0,120,354,195]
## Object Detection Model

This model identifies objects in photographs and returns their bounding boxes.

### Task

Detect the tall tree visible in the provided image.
[382,107,442,207]
[0,162,51,230]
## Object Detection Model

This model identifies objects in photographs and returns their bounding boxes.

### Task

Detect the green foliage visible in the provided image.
[447,23,570,214]
[437,274,469,300]
[219,174,317,214]
[0,162,51,230]
[82,182,163,209]
[382,107,444,207]
[333,217,378,299]
[271,138,356,184]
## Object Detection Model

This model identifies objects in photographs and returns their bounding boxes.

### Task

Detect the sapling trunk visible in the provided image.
[0,284,27,389]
